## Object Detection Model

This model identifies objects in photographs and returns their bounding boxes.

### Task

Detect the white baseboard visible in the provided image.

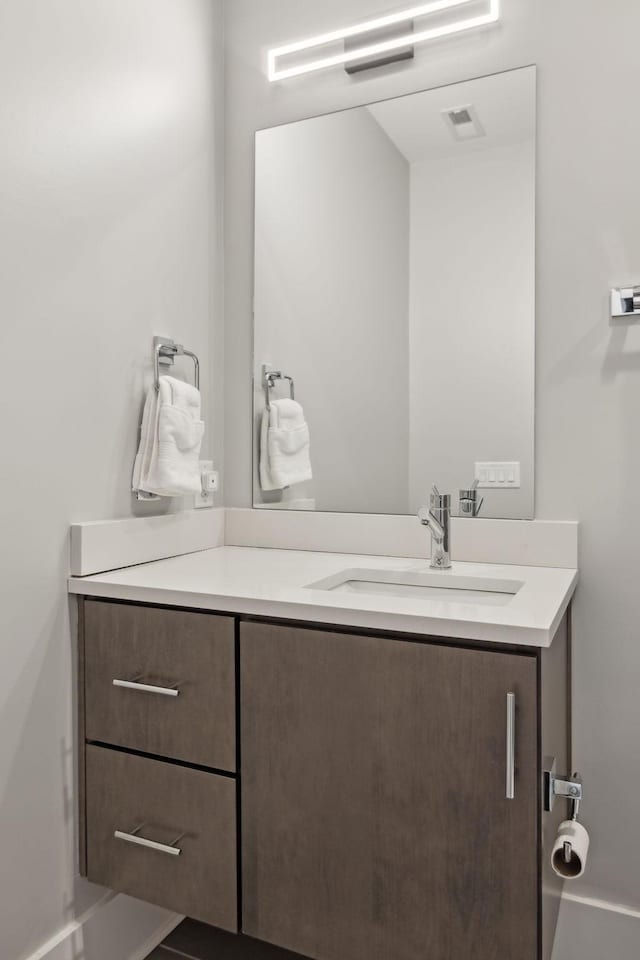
[127,909,184,960]
[552,893,640,960]
[24,892,182,960]
[24,882,639,960]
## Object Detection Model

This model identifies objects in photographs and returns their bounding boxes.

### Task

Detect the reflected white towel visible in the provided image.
[260,398,312,491]
[132,376,204,497]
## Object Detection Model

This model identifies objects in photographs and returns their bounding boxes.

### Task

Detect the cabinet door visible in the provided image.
[241,623,538,960]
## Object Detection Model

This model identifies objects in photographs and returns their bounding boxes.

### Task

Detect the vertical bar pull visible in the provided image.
[506,692,516,800]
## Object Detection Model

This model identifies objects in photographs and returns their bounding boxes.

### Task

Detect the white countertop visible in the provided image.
[68,546,578,648]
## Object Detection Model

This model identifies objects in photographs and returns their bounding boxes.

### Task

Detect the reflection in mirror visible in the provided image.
[253,66,536,519]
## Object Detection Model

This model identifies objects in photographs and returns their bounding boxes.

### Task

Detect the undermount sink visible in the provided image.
[307,568,524,606]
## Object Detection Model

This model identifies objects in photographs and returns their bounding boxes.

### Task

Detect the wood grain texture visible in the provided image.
[540,612,570,960]
[241,622,539,960]
[84,601,235,770]
[86,745,237,930]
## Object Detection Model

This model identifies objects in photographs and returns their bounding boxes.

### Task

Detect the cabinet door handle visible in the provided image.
[114,825,183,856]
[506,692,516,800]
[112,678,179,697]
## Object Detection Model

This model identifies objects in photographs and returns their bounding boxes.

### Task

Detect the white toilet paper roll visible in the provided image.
[551,820,590,879]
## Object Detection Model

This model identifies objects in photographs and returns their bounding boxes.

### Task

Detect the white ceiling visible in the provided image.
[367,66,535,163]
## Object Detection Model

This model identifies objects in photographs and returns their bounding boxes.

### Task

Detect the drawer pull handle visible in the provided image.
[114,824,184,857]
[506,692,516,800]
[112,677,179,697]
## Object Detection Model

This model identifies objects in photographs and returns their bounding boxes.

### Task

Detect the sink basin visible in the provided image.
[307,568,523,606]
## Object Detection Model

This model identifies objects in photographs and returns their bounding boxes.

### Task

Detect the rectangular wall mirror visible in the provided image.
[253,66,536,519]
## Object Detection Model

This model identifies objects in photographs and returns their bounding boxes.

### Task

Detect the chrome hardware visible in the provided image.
[262,364,295,410]
[611,285,640,317]
[544,759,583,815]
[459,479,484,518]
[344,20,415,75]
[112,676,180,697]
[545,760,585,868]
[136,490,162,502]
[506,692,516,800]
[114,824,184,857]
[418,485,451,569]
[136,337,201,502]
[154,336,200,392]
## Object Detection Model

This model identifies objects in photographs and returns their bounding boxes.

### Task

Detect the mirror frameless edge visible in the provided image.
[252,65,536,520]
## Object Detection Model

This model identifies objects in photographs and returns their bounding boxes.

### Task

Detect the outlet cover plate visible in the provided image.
[194,460,215,509]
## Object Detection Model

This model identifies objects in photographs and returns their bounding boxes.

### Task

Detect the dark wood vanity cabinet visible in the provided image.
[240,622,540,960]
[77,599,569,960]
[78,599,239,931]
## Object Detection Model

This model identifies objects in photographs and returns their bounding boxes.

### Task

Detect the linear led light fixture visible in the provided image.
[268,0,500,82]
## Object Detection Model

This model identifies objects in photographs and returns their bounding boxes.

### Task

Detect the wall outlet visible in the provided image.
[194,461,219,509]
[203,469,220,493]
[474,462,521,489]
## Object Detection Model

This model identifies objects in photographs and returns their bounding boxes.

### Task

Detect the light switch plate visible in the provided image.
[475,462,521,489]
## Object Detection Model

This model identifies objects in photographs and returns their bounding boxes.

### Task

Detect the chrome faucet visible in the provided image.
[418,486,452,569]
[459,479,484,518]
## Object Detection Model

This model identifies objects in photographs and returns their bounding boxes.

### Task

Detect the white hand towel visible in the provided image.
[259,406,279,492]
[132,384,159,495]
[132,376,204,497]
[260,398,312,491]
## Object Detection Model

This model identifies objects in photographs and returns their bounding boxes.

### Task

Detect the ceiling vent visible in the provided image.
[441,103,485,141]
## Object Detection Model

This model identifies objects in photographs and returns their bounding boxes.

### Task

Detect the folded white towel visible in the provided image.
[260,398,312,491]
[132,376,204,497]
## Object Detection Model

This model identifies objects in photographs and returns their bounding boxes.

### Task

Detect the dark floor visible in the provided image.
[147,919,309,960]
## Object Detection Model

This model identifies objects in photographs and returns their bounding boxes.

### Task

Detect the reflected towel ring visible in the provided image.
[263,365,295,410]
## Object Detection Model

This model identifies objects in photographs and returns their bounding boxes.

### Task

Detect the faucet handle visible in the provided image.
[417,505,445,542]
[459,479,483,517]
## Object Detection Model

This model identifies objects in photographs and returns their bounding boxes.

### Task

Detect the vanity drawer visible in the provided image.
[83,600,235,771]
[85,745,238,931]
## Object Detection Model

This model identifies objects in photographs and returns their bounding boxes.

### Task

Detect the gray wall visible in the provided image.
[408,140,535,517]
[224,0,640,943]
[0,1,224,957]
[254,108,410,513]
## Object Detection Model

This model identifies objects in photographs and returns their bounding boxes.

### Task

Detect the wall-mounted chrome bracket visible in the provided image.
[136,490,161,502]
[154,335,178,367]
[153,336,200,392]
[544,757,583,815]
[611,286,640,317]
[344,21,414,74]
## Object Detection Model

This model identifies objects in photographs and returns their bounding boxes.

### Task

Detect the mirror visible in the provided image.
[253,66,536,519]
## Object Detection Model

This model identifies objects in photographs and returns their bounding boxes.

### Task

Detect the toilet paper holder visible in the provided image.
[544,758,584,863]
[544,758,583,814]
